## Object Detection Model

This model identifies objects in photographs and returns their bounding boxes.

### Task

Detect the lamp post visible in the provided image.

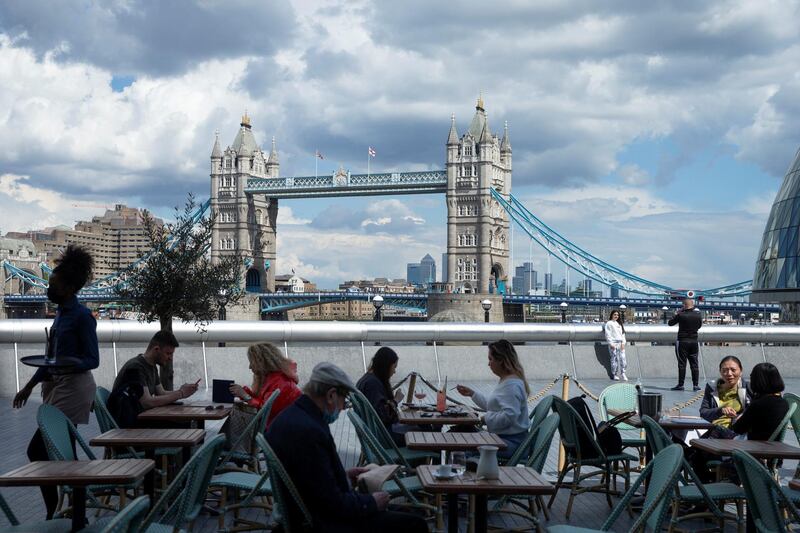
[619,304,627,323]
[481,299,492,323]
[661,306,669,324]
[372,294,384,322]
[560,301,568,324]
[740,313,746,325]
[758,312,763,325]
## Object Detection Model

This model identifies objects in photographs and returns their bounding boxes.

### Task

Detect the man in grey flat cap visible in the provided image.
[267,362,428,533]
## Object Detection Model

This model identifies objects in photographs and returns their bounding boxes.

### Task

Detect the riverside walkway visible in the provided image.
[3,378,796,531]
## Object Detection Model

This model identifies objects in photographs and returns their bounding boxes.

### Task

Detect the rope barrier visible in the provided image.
[570,376,600,402]
[664,389,704,413]
[526,375,562,404]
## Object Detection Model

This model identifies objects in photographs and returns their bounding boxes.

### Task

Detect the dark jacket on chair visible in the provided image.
[266,394,377,532]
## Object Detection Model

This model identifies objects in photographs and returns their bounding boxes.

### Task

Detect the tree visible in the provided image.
[117,194,243,389]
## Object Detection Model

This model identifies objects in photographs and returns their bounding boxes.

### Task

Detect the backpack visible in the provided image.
[566,396,623,458]
[108,381,144,429]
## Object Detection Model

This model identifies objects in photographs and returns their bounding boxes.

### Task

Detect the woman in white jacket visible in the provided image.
[604,310,627,381]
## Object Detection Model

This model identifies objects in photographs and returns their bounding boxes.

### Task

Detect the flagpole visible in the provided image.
[315,150,318,178]
[367,149,370,178]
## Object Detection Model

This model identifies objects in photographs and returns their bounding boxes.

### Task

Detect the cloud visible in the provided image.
[277,206,310,226]
[310,199,427,235]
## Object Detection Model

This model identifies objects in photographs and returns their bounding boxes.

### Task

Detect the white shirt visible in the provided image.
[604,320,626,346]
[471,377,530,436]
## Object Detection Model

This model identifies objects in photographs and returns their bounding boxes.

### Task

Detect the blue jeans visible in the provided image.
[498,430,529,460]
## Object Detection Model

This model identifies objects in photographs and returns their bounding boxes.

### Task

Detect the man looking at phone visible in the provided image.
[111,330,199,411]
[668,298,703,392]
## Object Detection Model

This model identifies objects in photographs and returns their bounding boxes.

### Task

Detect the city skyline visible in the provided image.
[1,2,799,290]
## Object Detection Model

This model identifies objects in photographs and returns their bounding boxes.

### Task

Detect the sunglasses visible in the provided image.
[204,405,226,411]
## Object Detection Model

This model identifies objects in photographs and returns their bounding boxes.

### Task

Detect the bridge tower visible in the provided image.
[445,97,512,294]
[210,113,278,292]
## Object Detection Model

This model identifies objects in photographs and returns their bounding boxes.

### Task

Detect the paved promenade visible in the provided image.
[1,378,796,531]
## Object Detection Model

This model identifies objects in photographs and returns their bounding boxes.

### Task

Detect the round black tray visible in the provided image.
[20,355,82,368]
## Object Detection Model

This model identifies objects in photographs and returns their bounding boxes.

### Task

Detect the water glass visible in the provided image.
[451,451,467,476]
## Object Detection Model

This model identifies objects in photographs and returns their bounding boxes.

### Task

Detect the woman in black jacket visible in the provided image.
[356,347,404,445]
[698,355,752,439]
[732,362,789,441]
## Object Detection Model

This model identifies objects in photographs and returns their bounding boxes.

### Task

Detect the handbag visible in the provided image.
[224,402,259,454]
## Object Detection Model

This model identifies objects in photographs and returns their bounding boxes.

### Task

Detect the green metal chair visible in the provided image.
[0,490,73,532]
[530,395,554,428]
[37,404,139,515]
[547,444,685,533]
[258,433,314,533]
[217,389,280,474]
[547,396,636,519]
[348,389,437,468]
[136,434,227,533]
[347,410,435,516]
[81,496,151,533]
[598,383,646,460]
[732,449,800,533]
[493,413,561,526]
[209,450,274,531]
[641,415,744,532]
[766,402,797,477]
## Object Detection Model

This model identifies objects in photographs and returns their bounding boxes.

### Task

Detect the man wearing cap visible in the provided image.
[267,362,428,532]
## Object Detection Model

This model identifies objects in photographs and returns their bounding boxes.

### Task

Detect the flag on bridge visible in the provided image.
[315,150,324,160]
[368,146,376,157]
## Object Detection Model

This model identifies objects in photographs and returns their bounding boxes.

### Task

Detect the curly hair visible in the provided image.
[247,342,292,392]
[53,245,94,289]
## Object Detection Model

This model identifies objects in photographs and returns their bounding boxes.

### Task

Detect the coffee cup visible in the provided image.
[436,464,452,477]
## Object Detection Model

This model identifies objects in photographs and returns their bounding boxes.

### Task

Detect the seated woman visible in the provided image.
[456,340,531,459]
[356,347,406,446]
[732,362,789,440]
[699,356,752,438]
[229,342,302,427]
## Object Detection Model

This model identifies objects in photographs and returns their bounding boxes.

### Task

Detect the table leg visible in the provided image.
[144,449,156,499]
[474,495,488,533]
[447,494,459,533]
[182,445,192,467]
[71,486,86,533]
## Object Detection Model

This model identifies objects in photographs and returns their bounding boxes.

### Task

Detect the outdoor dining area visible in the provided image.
[1,344,800,532]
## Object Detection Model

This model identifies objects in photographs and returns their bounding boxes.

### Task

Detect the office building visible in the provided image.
[512,262,537,294]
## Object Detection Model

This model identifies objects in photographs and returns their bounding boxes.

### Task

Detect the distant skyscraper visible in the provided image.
[407,254,436,287]
[544,273,553,294]
[610,283,620,298]
[512,262,537,294]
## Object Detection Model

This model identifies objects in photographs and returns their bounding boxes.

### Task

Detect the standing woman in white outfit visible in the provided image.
[456,340,530,459]
[604,310,627,381]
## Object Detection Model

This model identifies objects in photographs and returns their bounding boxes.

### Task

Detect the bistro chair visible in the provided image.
[766,402,798,477]
[732,449,800,533]
[217,389,280,474]
[548,396,635,519]
[530,395,554,429]
[548,444,685,533]
[0,489,72,533]
[81,495,150,533]
[598,383,646,462]
[37,404,139,515]
[348,389,437,468]
[641,415,744,532]
[209,450,274,531]
[259,434,314,533]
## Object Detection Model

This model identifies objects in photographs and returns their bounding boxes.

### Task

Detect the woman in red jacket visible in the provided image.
[229,342,302,426]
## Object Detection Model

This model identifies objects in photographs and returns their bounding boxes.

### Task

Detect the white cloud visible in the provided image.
[0,173,99,231]
[277,206,310,225]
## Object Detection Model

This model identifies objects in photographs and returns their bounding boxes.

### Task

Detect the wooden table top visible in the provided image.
[405,431,506,451]
[690,439,800,459]
[91,428,206,448]
[0,459,154,487]
[137,404,231,421]
[398,406,481,426]
[789,479,800,491]
[417,465,554,495]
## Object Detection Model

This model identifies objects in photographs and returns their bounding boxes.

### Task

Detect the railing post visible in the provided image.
[112,341,118,377]
[14,342,20,393]
[760,341,767,363]
[433,341,442,389]
[360,341,367,373]
[201,341,209,390]
[558,374,569,472]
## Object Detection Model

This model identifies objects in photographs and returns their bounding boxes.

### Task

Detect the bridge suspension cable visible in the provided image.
[492,190,752,298]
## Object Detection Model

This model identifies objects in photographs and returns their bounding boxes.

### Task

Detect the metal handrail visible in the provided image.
[1,320,798,344]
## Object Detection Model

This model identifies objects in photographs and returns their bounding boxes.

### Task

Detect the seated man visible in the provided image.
[267,362,428,533]
[110,330,198,421]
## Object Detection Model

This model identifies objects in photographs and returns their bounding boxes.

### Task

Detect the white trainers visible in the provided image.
[621,373,628,381]
[612,375,620,381]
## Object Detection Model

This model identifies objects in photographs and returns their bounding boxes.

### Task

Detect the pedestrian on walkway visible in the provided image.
[668,298,703,391]
[604,310,627,381]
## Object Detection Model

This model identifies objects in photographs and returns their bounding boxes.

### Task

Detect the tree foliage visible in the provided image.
[116,194,244,332]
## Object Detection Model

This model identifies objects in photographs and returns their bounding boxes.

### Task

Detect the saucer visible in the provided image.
[432,469,458,480]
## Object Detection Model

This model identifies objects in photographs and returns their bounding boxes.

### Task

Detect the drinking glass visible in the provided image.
[451,451,467,476]
[414,390,427,403]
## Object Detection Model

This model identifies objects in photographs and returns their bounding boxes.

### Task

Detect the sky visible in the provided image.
[1,0,799,291]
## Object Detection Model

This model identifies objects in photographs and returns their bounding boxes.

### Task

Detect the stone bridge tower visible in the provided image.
[446,97,512,294]
[210,113,278,292]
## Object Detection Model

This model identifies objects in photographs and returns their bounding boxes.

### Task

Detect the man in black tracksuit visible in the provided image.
[668,298,703,391]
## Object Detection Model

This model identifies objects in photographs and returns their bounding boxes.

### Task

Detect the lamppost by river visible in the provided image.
[482,299,492,323]
[661,306,668,324]
[372,294,384,322]
[619,304,627,323]
[560,301,568,323]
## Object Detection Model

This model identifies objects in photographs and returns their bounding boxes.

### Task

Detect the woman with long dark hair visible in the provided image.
[457,340,531,458]
[604,309,627,381]
[356,347,405,445]
[732,362,789,440]
[12,245,99,519]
